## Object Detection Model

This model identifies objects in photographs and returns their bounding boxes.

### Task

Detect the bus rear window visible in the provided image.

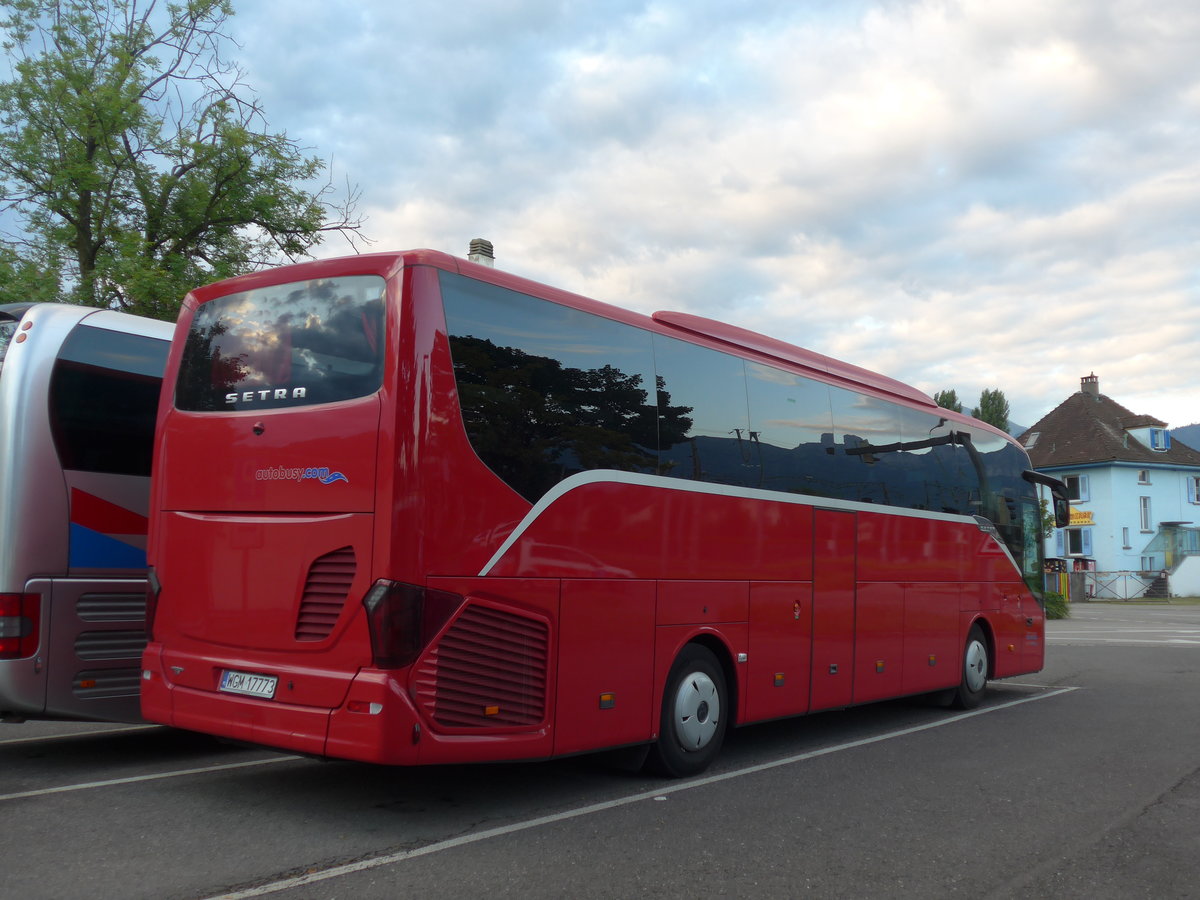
[175,275,386,411]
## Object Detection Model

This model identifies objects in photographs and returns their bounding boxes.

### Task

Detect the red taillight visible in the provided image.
[0,593,40,660]
[145,568,161,641]
[362,580,462,669]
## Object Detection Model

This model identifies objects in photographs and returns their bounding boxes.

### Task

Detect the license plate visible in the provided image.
[219,669,278,699]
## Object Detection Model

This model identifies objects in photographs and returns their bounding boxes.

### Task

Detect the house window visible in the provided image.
[1188,476,1200,504]
[1150,429,1171,451]
[1122,527,1131,549]
[1140,496,1153,532]
[1057,527,1093,557]
[1067,529,1083,554]
[1138,469,1150,484]
[1065,474,1090,502]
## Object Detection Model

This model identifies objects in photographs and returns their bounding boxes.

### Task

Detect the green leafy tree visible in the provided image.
[973,388,1010,432]
[933,389,963,413]
[1039,496,1056,540]
[0,0,362,319]
[448,336,693,502]
[0,241,59,303]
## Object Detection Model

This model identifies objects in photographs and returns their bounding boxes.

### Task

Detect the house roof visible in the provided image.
[1018,389,1200,470]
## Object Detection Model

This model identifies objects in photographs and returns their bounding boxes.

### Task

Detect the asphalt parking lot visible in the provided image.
[3,601,1199,899]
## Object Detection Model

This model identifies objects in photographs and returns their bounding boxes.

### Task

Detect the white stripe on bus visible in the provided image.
[479,468,1008,576]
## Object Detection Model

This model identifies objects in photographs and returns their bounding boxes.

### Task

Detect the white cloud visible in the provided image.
[230,0,1200,427]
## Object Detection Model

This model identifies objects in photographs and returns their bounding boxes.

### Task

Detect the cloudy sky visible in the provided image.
[227,0,1200,429]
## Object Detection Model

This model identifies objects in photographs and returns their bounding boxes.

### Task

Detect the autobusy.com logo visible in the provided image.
[254,465,348,485]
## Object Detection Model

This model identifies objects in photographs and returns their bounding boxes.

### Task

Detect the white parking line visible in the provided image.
[0,724,160,747]
[206,686,1078,900]
[0,755,299,802]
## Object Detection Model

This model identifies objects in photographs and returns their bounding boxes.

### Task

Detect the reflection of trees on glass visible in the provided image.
[176,321,247,411]
[449,336,692,503]
[439,270,1034,567]
[175,275,385,411]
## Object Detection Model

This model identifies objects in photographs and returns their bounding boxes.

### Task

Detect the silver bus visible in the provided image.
[0,302,172,722]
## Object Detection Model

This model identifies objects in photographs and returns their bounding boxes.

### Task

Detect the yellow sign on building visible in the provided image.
[1069,508,1094,525]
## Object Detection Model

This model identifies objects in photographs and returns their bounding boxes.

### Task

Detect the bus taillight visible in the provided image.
[0,593,40,659]
[362,580,462,669]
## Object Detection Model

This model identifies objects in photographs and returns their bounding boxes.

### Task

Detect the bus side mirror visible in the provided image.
[1022,470,1071,529]
[1052,488,1071,528]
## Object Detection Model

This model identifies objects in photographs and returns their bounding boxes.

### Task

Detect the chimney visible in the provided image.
[1081,373,1099,398]
[468,238,495,267]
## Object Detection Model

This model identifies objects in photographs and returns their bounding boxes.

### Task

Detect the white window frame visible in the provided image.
[1059,527,1093,557]
[1138,469,1150,484]
[1065,474,1090,502]
[1140,496,1153,532]
[1122,526,1131,549]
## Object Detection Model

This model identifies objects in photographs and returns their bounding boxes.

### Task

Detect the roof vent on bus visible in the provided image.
[294,546,356,641]
[468,238,495,267]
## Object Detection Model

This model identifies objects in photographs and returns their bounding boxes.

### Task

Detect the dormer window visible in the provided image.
[1150,428,1171,451]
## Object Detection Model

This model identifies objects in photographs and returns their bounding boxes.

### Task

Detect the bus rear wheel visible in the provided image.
[645,644,728,778]
[952,624,989,709]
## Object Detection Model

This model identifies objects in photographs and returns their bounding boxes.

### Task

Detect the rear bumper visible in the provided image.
[141,644,552,765]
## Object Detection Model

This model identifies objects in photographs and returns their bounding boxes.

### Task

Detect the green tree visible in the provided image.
[1038,496,1056,540]
[0,241,59,303]
[973,388,1010,432]
[0,0,362,319]
[933,389,963,413]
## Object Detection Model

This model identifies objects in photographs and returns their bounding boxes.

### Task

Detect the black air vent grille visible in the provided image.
[413,604,549,728]
[294,546,356,641]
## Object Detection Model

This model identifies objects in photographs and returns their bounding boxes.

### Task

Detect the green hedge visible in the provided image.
[1044,592,1070,620]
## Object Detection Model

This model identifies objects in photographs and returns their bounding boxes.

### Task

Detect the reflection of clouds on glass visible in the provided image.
[833,418,898,440]
[178,275,386,411]
[657,341,748,439]
[455,316,648,367]
[761,417,827,432]
[746,362,800,387]
[966,429,1007,454]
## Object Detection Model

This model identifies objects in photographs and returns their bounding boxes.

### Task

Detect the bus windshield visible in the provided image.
[175,274,386,411]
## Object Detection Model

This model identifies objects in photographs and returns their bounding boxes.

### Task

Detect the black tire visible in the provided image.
[645,644,728,778]
[951,624,989,709]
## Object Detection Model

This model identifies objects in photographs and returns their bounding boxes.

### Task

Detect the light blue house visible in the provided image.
[1018,375,1200,598]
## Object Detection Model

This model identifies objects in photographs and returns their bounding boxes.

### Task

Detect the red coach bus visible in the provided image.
[141,248,1068,776]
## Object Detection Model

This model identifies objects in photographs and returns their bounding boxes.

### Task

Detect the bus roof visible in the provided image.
[187,248,941,413]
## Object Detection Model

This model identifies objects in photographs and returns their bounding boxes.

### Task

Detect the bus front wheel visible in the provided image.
[952,624,989,709]
[645,644,728,778]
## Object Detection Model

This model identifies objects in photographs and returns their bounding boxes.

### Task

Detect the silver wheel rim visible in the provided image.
[672,670,720,750]
[964,639,987,693]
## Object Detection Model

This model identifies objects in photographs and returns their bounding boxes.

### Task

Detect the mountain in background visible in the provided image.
[1173,423,1200,450]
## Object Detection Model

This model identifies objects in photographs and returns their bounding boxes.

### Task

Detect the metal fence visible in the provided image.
[1045,571,1160,601]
